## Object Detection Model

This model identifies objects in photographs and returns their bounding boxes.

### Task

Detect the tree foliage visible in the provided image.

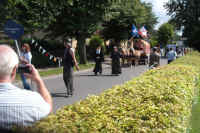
[165,0,200,50]
[1,0,112,64]
[101,0,157,44]
[157,23,175,46]
[0,0,61,33]
[1,0,158,64]
[43,0,113,64]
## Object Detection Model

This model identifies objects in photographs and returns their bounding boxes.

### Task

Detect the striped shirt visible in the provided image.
[0,83,50,129]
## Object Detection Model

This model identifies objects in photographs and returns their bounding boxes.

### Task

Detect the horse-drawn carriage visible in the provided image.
[120,38,150,66]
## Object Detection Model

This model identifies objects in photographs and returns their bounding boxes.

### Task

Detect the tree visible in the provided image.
[44,0,112,64]
[0,0,112,64]
[157,23,175,46]
[1,0,157,64]
[150,35,159,47]
[101,0,157,45]
[0,0,61,34]
[165,0,200,50]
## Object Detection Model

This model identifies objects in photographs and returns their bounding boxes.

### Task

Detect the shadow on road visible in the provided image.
[51,93,67,98]
[78,74,120,77]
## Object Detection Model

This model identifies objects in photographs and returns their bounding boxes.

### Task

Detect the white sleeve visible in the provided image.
[25,52,32,64]
[31,92,51,119]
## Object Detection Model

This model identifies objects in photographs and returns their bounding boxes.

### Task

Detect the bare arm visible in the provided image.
[20,57,29,64]
[24,64,53,112]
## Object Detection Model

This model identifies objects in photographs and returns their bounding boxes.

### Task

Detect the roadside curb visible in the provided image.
[14,64,110,86]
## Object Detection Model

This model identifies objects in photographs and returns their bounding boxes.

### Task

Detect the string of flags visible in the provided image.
[31,39,62,67]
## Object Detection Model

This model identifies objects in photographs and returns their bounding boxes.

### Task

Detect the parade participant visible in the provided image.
[20,43,32,90]
[138,39,150,63]
[0,45,52,131]
[63,38,79,97]
[111,46,122,75]
[166,47,177,64]
[149,47,160,68]
[93,46,104,75]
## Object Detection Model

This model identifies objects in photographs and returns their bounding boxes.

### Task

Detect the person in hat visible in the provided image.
[63,38,79,97]
[111,46,122,75]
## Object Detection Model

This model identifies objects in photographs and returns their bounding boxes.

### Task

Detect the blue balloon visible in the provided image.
[4,20,24,40]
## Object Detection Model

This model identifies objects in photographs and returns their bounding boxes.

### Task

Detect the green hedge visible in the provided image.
[15,52,200,133]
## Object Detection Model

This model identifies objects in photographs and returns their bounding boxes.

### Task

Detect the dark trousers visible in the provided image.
[93,61,102,74]
[20,74,31,90]
[63,67,74,95]
[168,60,173,64]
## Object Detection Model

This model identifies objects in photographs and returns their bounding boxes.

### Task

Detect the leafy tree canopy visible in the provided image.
[102,0,157,44]
[165,0,200,50]
[157,23,175,46]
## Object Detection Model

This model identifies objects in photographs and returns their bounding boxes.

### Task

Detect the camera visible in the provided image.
[17,65,31,73]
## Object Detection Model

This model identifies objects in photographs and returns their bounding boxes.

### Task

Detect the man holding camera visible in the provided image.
[0,45,52,130]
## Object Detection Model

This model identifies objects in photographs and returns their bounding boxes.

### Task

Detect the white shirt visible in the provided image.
[21,52,32,64]
[0,83,50,129]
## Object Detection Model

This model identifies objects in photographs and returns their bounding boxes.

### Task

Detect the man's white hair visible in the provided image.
[0,45,19,77]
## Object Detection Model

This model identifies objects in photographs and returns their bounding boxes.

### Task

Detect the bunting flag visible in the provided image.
[38,46,42,51]
[138,26,148,38]
[35,42,38,47]
[49,55,54,60]
[131,24,138,37]
[30,38,62,66]
[42,49,46,54]
[31,39,35,44]
[45,53,49,57]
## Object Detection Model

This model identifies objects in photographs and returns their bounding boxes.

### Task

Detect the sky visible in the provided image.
[142,0,171,29]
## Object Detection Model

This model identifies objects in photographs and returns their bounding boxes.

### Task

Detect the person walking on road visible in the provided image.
[93,46,104,75]
[63,38,79,97]
[149,47,160,68]
[19,43,32,90]
[111,46,122,75]
[166,48,177,64]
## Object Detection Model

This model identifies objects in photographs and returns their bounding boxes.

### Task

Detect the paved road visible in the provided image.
[16,59,167,112]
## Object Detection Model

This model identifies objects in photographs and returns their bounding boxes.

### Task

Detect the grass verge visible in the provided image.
[190,77,200,133]
[16,63,94,80]
[190,100,200,133]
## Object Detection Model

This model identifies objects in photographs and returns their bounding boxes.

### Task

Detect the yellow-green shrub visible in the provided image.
[15,52,200,133]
